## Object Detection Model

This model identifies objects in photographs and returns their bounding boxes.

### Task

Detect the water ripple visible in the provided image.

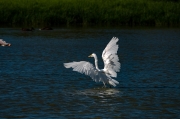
[0,28,180,118]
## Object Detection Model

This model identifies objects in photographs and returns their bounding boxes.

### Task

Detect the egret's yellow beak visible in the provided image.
[88,54,92,57]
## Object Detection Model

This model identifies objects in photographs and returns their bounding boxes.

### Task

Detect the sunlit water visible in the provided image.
[0,27,180,118]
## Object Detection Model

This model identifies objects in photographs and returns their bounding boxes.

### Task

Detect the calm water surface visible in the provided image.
[0,27,180,118]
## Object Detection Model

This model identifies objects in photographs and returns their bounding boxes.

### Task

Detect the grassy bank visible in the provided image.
[0,0,180,27]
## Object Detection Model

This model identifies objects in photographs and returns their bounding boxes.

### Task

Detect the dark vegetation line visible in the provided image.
[0,0,180,27]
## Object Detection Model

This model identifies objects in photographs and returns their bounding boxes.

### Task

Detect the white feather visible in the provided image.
[64,37,121,87]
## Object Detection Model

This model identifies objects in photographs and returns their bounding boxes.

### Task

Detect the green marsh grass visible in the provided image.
[0,0,180,27]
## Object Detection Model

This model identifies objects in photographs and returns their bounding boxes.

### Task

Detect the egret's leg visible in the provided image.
[102,82,106,88]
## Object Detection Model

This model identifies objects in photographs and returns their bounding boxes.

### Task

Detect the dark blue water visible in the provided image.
[0,27,180,118]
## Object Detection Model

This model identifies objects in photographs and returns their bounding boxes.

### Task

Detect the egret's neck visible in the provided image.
[93,54,100,71]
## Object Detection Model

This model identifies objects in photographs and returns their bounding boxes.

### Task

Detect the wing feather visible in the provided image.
[64,61,93,75]
[64,61,109,83]
[102,37,121,77]
[64,60,119,87]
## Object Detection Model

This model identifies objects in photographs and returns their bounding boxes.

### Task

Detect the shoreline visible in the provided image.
[0,0,180,27]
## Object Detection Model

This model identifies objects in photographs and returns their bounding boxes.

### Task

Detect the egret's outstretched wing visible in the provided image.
[0,39,7,46]
[64,61,109,83]
[64,61,94,76]
[102,37,120,77]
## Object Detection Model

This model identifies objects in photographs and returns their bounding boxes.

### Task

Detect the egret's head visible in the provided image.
[88,53,95,57]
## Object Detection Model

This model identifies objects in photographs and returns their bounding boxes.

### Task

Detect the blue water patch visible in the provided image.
[0,27,180,118]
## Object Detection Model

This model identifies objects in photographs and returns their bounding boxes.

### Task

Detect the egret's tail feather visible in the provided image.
[109,81,116,87]
[112,79,119,84]
[109,79,119,87]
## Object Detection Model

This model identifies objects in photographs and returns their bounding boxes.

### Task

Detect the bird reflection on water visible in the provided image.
[69,88,122,98]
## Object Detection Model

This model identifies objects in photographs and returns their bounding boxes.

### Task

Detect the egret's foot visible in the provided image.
[102,85,106,88]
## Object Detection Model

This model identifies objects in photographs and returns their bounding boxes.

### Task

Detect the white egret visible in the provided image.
[64,37,120,87]
[0,39,11,46]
